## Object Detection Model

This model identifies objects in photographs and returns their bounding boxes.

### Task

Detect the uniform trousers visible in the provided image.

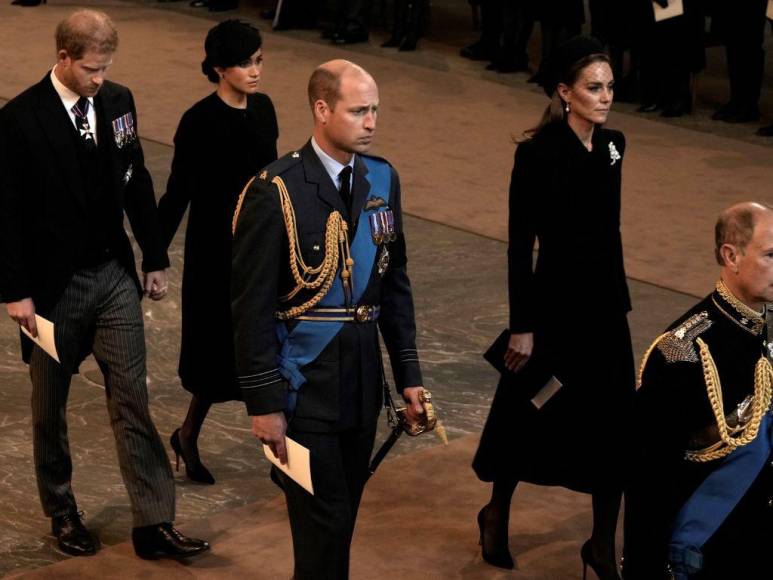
[30,259,175,526]
[277,422,377,580]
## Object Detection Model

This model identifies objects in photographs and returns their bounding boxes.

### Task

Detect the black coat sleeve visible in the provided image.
[507,142,538,332]
[157,110,196,248]
[231,178,289,415]
[377,167,423,391]
[0,106,31,302]
[122,90,169,273]
[624,350,703,578]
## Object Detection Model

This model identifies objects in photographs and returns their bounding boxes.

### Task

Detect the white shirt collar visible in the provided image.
[50,66,93,111]
[311,136,355,188]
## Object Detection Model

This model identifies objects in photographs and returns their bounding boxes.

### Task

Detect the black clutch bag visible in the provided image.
[483,329,564,409]
[483,328,512,375]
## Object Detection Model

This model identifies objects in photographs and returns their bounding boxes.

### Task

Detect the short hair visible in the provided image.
[715,202,773,265]
[55,10,118,60]
[308,67,342,110]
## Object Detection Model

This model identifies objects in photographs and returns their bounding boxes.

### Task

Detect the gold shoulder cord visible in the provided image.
[231,175,354,320]
[232,176,256,236]
[637,333,668,389]
[686,339,773,462]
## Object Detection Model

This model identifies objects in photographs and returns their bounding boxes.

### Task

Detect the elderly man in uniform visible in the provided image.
[0,10,208,559]
[624,202,773,579]
[231,59,426,579]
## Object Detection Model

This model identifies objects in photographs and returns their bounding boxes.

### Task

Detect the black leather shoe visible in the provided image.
[332,29,369,45]
[460,41,492,61]
[636,103,660,113]
[132,523,210,559]
[52,512,99,556]
[660,99,692,118]
[756,124,773,137]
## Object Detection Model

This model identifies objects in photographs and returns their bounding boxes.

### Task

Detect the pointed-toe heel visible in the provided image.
[477,506,514,570]
[170,428,215,485]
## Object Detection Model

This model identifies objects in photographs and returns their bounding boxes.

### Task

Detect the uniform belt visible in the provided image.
[295,306,380,323]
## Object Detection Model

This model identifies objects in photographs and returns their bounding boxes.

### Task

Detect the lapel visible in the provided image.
[350,154,371,231]
[301,141,348,216]
[33,73,87,209]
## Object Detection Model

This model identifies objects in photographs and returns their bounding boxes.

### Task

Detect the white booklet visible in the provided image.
[21,314,60,363]
[653,0,684,22]
[263,436,314,495]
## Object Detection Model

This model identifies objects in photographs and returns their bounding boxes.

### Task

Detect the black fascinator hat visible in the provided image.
[542,35,606,97]
[201,19,262,84]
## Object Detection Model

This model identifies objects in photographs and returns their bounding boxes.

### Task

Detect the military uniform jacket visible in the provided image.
[231,141,423,432]
[0,74,168,361]
[624,285,773,578]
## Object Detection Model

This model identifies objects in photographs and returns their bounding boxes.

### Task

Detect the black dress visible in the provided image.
[473,121,635,493]
[158,92,278,402]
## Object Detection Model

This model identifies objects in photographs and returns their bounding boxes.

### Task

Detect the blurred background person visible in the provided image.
[157,19,278,484]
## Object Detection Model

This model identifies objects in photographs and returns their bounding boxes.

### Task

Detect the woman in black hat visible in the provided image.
[472,36,634,580]
[158,19,278,484]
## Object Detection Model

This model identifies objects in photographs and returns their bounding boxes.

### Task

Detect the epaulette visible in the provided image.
[657,311,714,364]
[256,150,304,182]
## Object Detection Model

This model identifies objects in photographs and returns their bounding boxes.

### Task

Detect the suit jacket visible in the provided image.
[0,73,168,360]
[231,141,423,432]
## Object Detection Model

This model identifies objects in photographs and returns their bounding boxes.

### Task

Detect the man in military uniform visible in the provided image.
[624,202,773,579]
[231,60,425,579]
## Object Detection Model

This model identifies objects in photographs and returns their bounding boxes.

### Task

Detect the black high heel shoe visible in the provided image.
[581,540,621,580]
[477,506,514,570]
[170,428,215,485]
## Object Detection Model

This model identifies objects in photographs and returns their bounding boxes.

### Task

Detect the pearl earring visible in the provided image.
[565,102,571,114]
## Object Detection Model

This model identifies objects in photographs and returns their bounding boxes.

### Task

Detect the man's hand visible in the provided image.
[252,412,288,465]
[7,298,37,338]
[143,270,168,301]
[504,332,533,373]
[402,386,425,424]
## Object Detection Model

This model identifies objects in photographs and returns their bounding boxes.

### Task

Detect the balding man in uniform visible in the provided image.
[231,60,426,579]
[0,9,208,559]
[624,202,773,579]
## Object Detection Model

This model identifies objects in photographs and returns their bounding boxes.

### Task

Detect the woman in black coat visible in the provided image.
[473,37,634,579]
[158,20,278,484]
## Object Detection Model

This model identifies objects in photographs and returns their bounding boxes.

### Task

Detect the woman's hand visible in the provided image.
[504,332,533,373]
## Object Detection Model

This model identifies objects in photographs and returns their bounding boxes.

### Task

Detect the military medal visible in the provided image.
[368,209,396,245]
[377,246,390,276]
[112,112,136,148]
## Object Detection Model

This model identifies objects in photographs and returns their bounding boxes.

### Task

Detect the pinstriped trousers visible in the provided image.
[29,260,175,527]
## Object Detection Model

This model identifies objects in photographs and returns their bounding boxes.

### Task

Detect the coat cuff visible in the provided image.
[238,370,288,415]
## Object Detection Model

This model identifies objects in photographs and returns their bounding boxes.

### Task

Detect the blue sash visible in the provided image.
[276,157,392,411]
[668,411,773,578]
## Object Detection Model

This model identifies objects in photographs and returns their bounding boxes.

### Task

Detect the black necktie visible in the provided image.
[339,166,353,215]
[72,97,96,151]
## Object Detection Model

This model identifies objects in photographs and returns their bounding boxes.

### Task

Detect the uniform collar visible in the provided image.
[712,279,766,336]
[311,136,355,188]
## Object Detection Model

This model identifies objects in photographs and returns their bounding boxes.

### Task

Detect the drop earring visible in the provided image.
[565,102,571,114]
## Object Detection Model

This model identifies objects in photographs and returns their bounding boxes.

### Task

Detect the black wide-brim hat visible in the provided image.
[543,35,606,97]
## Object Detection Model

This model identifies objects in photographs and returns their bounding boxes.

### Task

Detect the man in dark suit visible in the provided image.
[0,9,208,559]
[231,59,426,579]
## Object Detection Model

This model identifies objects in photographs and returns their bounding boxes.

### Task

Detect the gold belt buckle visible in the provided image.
[355,305,370,323]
